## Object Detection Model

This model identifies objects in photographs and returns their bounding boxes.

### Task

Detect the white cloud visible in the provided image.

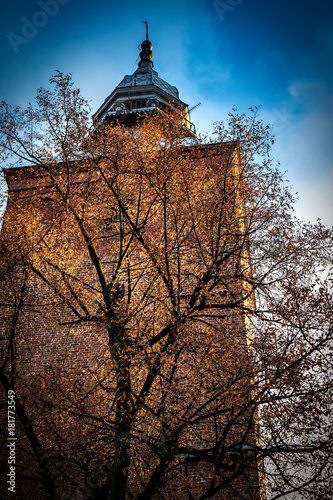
[271,105,333,226]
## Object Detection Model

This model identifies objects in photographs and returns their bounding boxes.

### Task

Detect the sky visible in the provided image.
[0,0,332,226]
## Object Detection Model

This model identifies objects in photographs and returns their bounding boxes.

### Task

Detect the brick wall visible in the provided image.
[0,144,264,499]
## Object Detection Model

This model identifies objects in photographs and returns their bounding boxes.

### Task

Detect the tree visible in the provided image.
[0,72,332,500]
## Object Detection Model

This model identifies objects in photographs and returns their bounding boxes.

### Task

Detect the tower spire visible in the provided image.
[94,21,195,134]
[142,19,149,41]
[138,20,153,70]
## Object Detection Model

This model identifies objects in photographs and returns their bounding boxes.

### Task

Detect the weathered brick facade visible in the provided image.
[0,29,266,497]
[0,141,265,499]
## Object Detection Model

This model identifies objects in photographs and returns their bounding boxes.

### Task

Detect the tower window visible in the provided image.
[133,100,146,109]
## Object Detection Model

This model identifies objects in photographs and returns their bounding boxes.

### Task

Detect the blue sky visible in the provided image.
[1,0,332,225]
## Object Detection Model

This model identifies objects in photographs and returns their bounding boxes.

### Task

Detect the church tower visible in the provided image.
[0,21,265,500]
[93,20,195,133]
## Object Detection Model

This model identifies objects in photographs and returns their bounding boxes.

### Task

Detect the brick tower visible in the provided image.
[0,24,265,500]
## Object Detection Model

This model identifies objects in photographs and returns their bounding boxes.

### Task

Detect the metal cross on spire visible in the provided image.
[142,19,149,40]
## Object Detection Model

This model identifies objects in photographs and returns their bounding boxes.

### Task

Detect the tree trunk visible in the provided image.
[108,328,132,500]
